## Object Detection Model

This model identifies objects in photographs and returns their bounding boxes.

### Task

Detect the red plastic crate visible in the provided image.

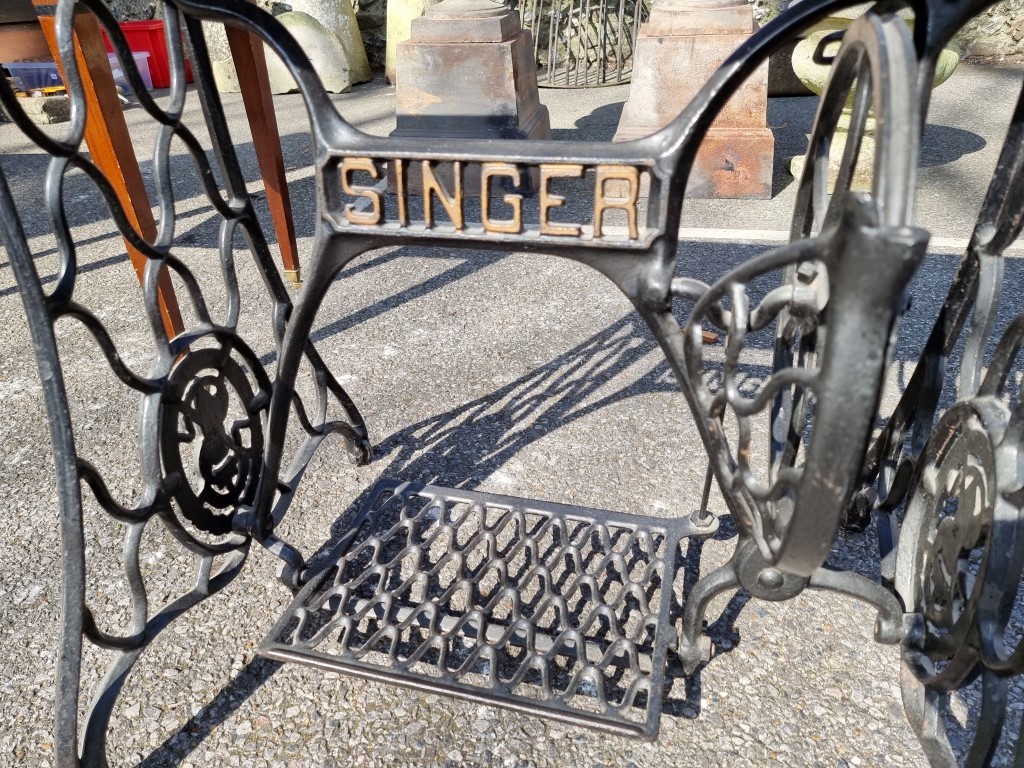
[101,20,193,89]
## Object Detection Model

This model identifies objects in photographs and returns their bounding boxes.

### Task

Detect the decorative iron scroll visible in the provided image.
[0,0,1022,764]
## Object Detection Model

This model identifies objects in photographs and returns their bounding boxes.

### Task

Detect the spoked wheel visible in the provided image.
[672,9,926,671]
[769,9,920,544]
[895,398,1024,765]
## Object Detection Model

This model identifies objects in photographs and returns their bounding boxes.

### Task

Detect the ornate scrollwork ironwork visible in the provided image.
[672,14,926,675]
[160,337,271,536]
[0,1,370,762]
[894,312,1024,763]
[774,8,920,534]
[1,0,1024,764]
[898,403,1000,681]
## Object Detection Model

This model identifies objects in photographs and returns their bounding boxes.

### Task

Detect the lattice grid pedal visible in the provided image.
[259,479,710,738]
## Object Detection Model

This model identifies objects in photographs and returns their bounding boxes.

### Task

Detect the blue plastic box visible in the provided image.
[3,52,152,93]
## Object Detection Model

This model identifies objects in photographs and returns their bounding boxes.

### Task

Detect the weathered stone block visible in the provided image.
[214,11,353,94]
[617,33,769,134]
[4,94,71,124]
[268,11,352,93]
[286,0,372,84]
[614,4,774,200]
[388,8,550,196]
[956,0,1024,57]
[688,128,774,199]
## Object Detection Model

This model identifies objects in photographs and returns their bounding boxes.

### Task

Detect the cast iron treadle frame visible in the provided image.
[4,0,1024,763]
[260,479,714,739]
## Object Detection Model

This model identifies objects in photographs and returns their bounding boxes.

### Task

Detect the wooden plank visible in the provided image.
[0,22,50,61]
[225,24,301,283]
[32,2,185,339]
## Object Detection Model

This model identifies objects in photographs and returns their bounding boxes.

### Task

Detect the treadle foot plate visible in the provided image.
[260,479,706,739]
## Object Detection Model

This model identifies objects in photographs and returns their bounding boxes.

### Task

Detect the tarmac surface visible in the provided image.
[1,56,1024,767]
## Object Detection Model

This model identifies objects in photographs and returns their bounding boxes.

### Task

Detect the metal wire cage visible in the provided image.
[520,0,648,87]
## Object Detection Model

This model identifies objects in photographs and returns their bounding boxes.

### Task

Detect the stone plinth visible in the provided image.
[388,0,551,196]
[613,0,774,199]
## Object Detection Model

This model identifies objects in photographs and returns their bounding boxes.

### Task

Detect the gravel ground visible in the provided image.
[1,58,1023,767]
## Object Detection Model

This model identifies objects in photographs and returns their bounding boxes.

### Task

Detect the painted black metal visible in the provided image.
[0,0,1022,764]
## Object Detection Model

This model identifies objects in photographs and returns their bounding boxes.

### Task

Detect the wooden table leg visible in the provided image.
[33,2,185,339]
[226,25,301,284]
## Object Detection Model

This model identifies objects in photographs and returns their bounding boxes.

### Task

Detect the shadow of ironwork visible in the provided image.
[305,311,688,563]
[134,307,743,765]
[138,658,285,768]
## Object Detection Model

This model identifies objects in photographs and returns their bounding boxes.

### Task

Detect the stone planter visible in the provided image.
[789,4,960,189]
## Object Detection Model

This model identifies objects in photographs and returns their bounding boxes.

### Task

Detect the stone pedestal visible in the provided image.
[613,0,774,199]
[388,0,551,196]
